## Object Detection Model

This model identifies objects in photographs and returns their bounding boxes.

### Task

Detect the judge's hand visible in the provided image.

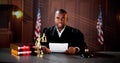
[41,46,51,54]
[65,47,77,55]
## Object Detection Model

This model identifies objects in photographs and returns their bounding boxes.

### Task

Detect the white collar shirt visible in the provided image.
[56,26,66,38]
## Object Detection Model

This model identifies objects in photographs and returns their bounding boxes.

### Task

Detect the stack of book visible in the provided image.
[10,43,37,56]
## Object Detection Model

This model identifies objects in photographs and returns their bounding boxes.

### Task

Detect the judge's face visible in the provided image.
[54,11,68,29]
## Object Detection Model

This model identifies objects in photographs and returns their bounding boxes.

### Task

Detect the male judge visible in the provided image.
[41,9,87,55]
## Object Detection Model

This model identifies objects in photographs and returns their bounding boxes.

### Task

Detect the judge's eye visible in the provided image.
[56,17,60,19]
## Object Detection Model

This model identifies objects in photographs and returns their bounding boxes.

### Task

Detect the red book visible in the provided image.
[10,43,37,56]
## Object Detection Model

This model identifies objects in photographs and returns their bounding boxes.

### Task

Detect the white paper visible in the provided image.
[49,43,68,52]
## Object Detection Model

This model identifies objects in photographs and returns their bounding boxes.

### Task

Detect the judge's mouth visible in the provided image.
[58,24,62,27]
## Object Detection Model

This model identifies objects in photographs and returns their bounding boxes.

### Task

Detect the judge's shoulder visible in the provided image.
[66,26,83,34]
[43,25,56,32]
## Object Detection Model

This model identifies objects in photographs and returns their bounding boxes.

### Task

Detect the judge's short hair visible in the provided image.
[56,9,67,14]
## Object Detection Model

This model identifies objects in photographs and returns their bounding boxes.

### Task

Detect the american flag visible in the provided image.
[34,8,41,40]
[96,6,104,45]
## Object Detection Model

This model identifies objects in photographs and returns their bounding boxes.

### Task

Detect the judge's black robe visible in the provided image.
[42,25,87,54]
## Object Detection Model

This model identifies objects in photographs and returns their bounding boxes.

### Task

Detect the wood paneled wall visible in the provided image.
[11,0,34,43]
[22,0,34,43]
[0,0,34,44]
[103,0,120,51]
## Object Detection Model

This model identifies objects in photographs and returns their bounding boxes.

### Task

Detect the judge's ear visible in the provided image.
[66,17,68,21]
[65,14,68,22]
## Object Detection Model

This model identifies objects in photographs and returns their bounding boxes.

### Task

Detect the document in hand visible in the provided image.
[49,43,68,52]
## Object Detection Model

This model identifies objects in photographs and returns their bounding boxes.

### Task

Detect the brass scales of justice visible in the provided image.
[35,33,47,58]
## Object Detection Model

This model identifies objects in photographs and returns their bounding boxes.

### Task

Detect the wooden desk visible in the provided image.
[0,48,120,63]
